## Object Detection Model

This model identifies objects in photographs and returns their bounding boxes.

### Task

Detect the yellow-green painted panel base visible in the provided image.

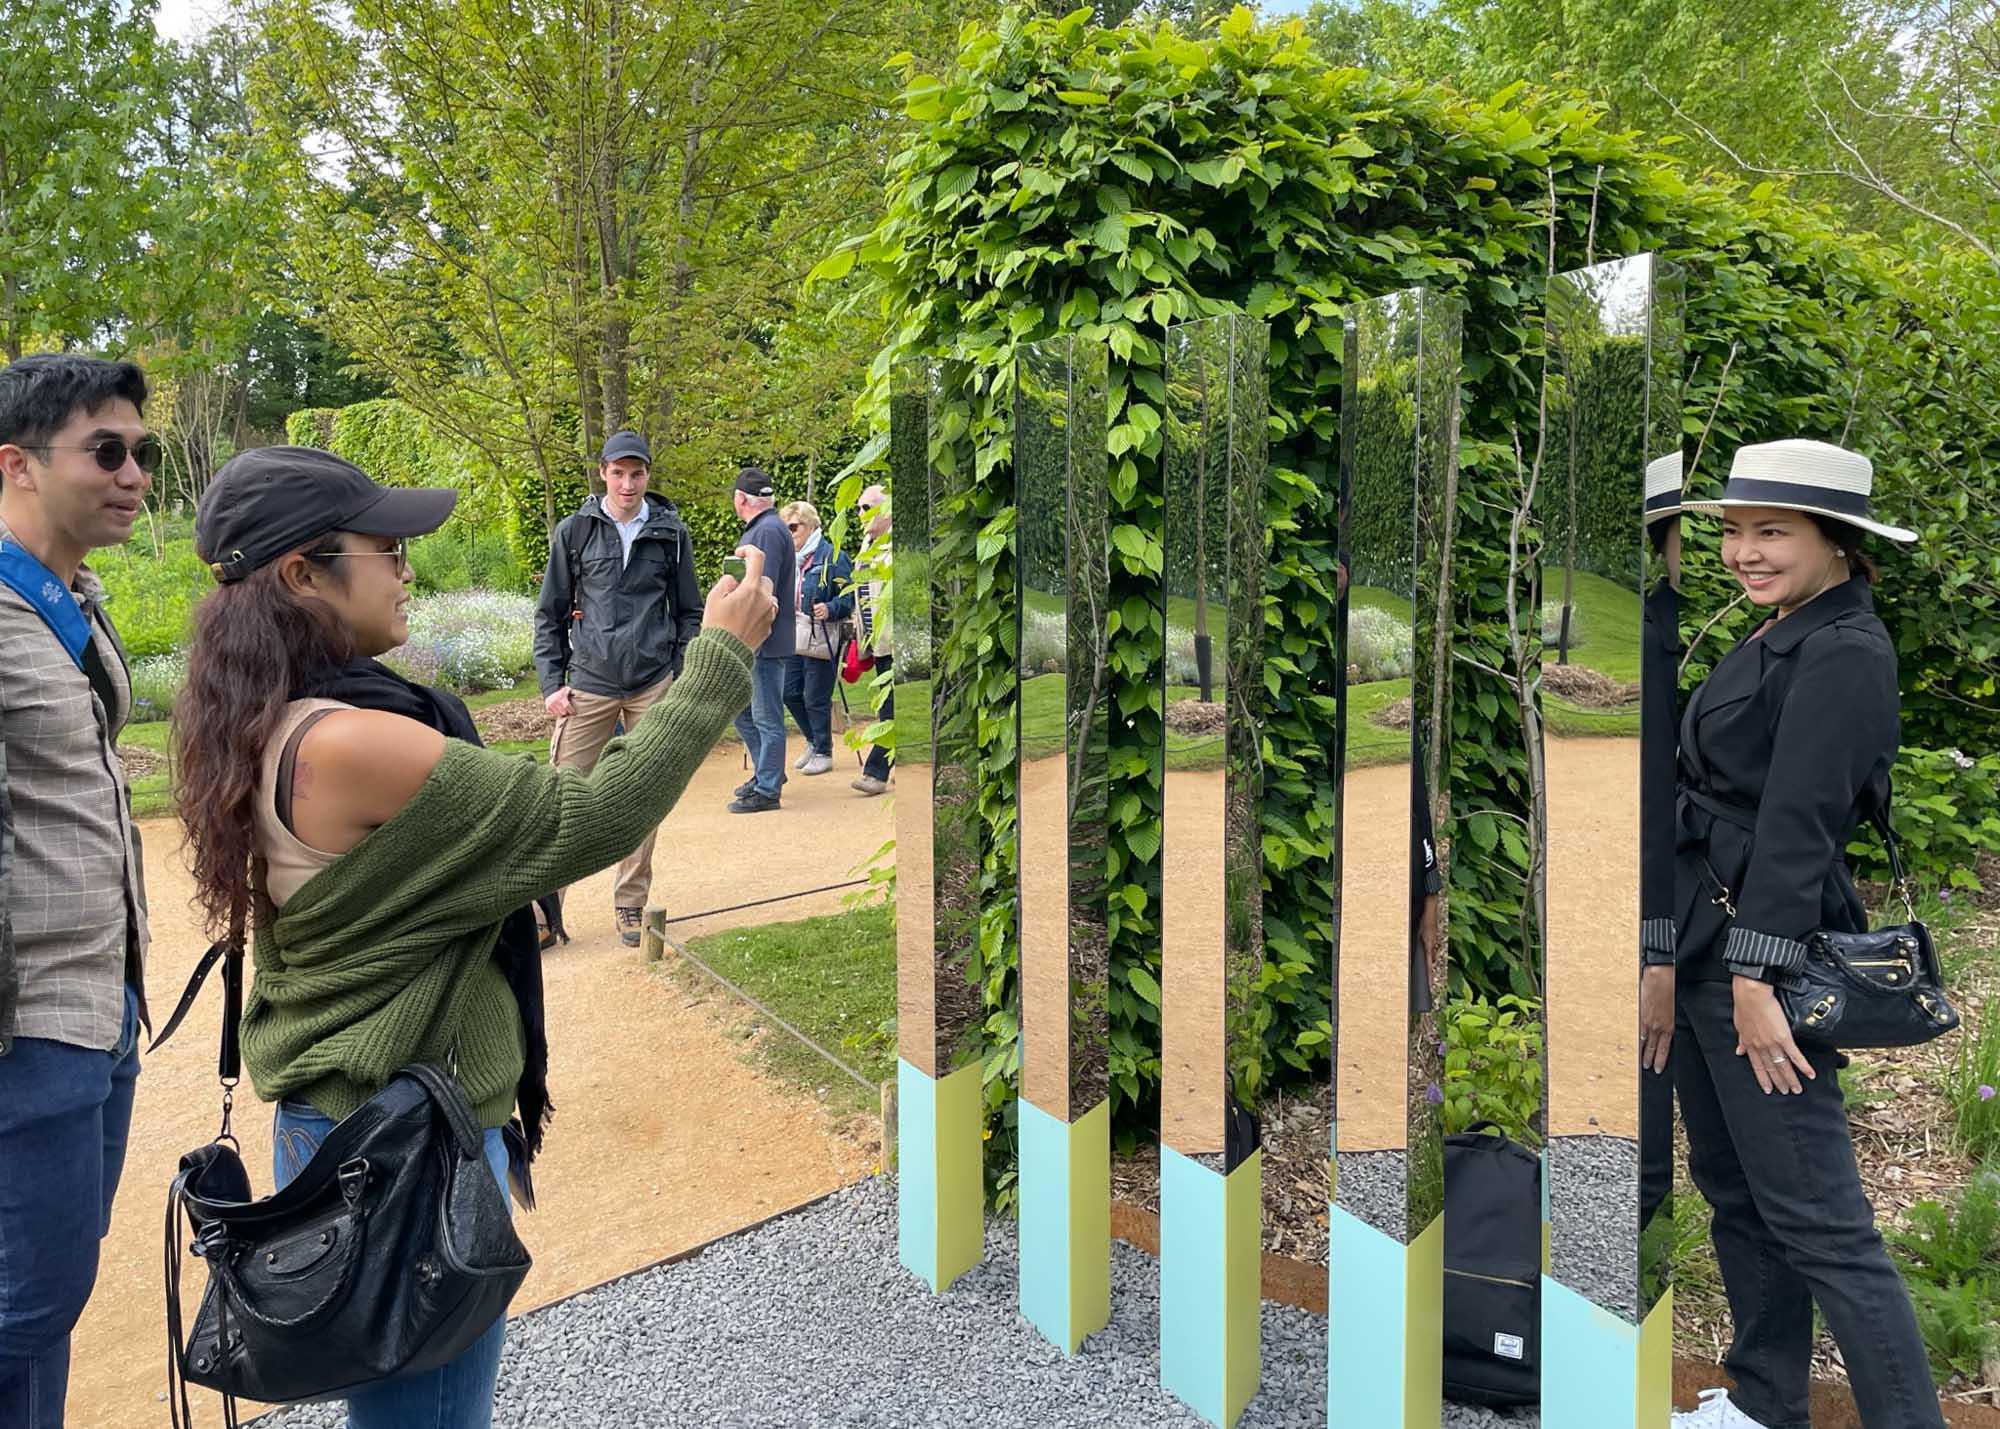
[1404,1215,1443,1429]
[896,1058,984,1293]
[1637,1288,1673,1429]
[1018,1098,1111,1354]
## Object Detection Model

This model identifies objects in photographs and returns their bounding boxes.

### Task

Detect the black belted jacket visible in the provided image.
[1673,578,1899,982]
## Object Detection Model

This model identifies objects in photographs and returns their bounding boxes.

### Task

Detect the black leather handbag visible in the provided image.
[1778,815,1959,1049]
[157,912,531,1428]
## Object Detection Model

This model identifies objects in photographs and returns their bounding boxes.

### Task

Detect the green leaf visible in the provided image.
[805,247,856,284]
[1126,966,1163,1007]
[1055,89,1109,106]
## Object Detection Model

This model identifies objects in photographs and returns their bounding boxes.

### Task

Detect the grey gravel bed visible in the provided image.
[1547,1134,1641,1321]
[1334,1147,1409,1241]
[250,1177,1537,1428]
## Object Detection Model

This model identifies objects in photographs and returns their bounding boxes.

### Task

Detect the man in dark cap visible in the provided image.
[0,354,156,1429]
[533,431,702,944]
[727,467,795,812]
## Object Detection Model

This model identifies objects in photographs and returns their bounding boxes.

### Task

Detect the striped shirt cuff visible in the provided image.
[1723,926,1809,976]
[1641,917,1676,963]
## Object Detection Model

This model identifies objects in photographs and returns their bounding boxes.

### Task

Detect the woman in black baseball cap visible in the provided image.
[171,447,775,1428]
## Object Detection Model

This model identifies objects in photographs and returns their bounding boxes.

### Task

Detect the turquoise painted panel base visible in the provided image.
[1326,1205,1442,1427]
[1018,1098,1111,1354]
[1541,1276,1637,1429]
[1160,1147,1261,1427]
[896,1058,984,1293]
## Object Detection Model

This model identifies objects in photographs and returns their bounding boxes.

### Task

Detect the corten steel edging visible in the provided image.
[1108,1198,2000,1427]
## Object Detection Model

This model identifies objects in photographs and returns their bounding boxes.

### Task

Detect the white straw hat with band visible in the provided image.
[1645,452,1683,525]
[1683,438,1916,543]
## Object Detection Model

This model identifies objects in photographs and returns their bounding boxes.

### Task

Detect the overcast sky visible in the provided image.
[153,0,219,42]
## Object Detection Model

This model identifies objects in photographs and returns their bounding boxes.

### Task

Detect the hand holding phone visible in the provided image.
[705,546,776,649]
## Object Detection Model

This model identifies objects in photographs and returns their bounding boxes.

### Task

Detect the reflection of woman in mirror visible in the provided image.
[1668,440,1937,1429]
[1638,454,1681,1236]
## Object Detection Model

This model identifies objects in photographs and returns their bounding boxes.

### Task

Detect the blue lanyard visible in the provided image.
[0,540,91,671]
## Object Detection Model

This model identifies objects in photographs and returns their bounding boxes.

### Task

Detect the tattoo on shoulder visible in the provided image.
[293,759,315,800]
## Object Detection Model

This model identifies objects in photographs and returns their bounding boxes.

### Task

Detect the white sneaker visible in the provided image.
[793,750,813,770]
[1673,1389,1773,1429]
[801,752,834,775]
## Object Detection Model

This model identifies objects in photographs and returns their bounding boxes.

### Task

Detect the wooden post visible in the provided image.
[642,906,667,964]
[880,1077,899,1172]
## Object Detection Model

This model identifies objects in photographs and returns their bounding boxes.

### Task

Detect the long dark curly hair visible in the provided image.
[174,545,353,934]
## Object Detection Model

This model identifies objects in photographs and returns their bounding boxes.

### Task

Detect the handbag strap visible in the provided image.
[1870,803,1918,924]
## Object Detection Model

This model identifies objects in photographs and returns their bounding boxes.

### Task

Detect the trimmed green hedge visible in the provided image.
[833,7,1934,1167]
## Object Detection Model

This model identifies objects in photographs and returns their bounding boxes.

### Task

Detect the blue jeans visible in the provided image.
[732,656,789,797]
[274,1102,511,1429]
[783,654,836,756]
[0,987,141,1429]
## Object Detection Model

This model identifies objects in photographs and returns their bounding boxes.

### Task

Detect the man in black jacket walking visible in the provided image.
[533,431,702,944]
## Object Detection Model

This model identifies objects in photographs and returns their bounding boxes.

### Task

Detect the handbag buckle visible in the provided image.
[338,1158,371,1206]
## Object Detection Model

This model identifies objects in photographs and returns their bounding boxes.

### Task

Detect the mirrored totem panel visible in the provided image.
[1016,336,1113,1122]
[1540,253,1684,1325]
[1333,289,1462,1244]
[1160,315,1269,1166]
[891,358,984,1079]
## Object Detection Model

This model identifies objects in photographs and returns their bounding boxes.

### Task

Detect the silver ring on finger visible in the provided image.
[1770,1052,1787,1066]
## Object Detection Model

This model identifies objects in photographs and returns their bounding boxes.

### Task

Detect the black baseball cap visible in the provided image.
[734,467,775,498]
[195,446,457,584]
[602,431,651,465]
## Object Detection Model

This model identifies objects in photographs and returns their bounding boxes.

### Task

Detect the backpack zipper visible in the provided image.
[1444,1267,1535,1290]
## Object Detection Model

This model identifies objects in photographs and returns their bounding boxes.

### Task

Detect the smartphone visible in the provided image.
[722,556,748,582]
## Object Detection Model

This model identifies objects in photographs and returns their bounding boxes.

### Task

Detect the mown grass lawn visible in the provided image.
[666,899,896,1118]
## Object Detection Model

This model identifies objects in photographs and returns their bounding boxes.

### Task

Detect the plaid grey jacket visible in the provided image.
[0,538,150,1057]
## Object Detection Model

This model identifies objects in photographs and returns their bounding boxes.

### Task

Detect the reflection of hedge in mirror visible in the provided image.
[1544,334,1648,589]
[838,8,1923,1172]
[1345,372,1417,594]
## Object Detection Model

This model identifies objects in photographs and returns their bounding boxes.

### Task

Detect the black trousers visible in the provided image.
[1674,978,1943,1429]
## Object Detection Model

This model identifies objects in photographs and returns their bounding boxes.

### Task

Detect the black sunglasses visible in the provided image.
[32,435,163,474]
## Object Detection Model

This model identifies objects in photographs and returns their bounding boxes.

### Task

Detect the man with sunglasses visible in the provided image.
[0,354,156,1429]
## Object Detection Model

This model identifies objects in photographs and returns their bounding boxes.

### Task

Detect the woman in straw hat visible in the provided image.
[1667,440,1939,1429]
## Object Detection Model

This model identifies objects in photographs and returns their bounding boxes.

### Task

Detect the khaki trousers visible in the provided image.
[549,675,670,910]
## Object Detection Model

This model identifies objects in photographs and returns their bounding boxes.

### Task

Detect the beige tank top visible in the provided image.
[254,698,352,909]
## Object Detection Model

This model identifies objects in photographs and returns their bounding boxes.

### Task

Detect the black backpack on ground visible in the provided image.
[1442,1123,1541,1407]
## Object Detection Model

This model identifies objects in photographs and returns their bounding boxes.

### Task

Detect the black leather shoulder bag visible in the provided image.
[1695,803,1960,1049]
[156,904,531,1429]
[1778,811,1960,1049]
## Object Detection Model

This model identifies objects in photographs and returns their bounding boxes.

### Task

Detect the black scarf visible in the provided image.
[292,657,562,1200]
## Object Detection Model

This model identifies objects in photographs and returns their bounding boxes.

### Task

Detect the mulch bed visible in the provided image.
[1540,662,1641,707]
[1111,1080,1333,1266]
[1164,699,1227,737]
[118,746,164,780]
[473,696,554,743]
[1373,695,1411,729]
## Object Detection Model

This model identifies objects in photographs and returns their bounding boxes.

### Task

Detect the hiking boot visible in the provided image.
[617,906,644,948]
[801,752,834,775]
[1673,1390,1773,1429]
[728,790,781,814]
[733,779,758,799]
[851,775,888,796]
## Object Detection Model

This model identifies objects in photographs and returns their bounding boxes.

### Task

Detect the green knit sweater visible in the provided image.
[242,629,754,1128]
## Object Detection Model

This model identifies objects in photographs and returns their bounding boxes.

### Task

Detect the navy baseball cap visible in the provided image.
[196,446,457,584]
[734,467,775,498]
[601,431,651,465]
